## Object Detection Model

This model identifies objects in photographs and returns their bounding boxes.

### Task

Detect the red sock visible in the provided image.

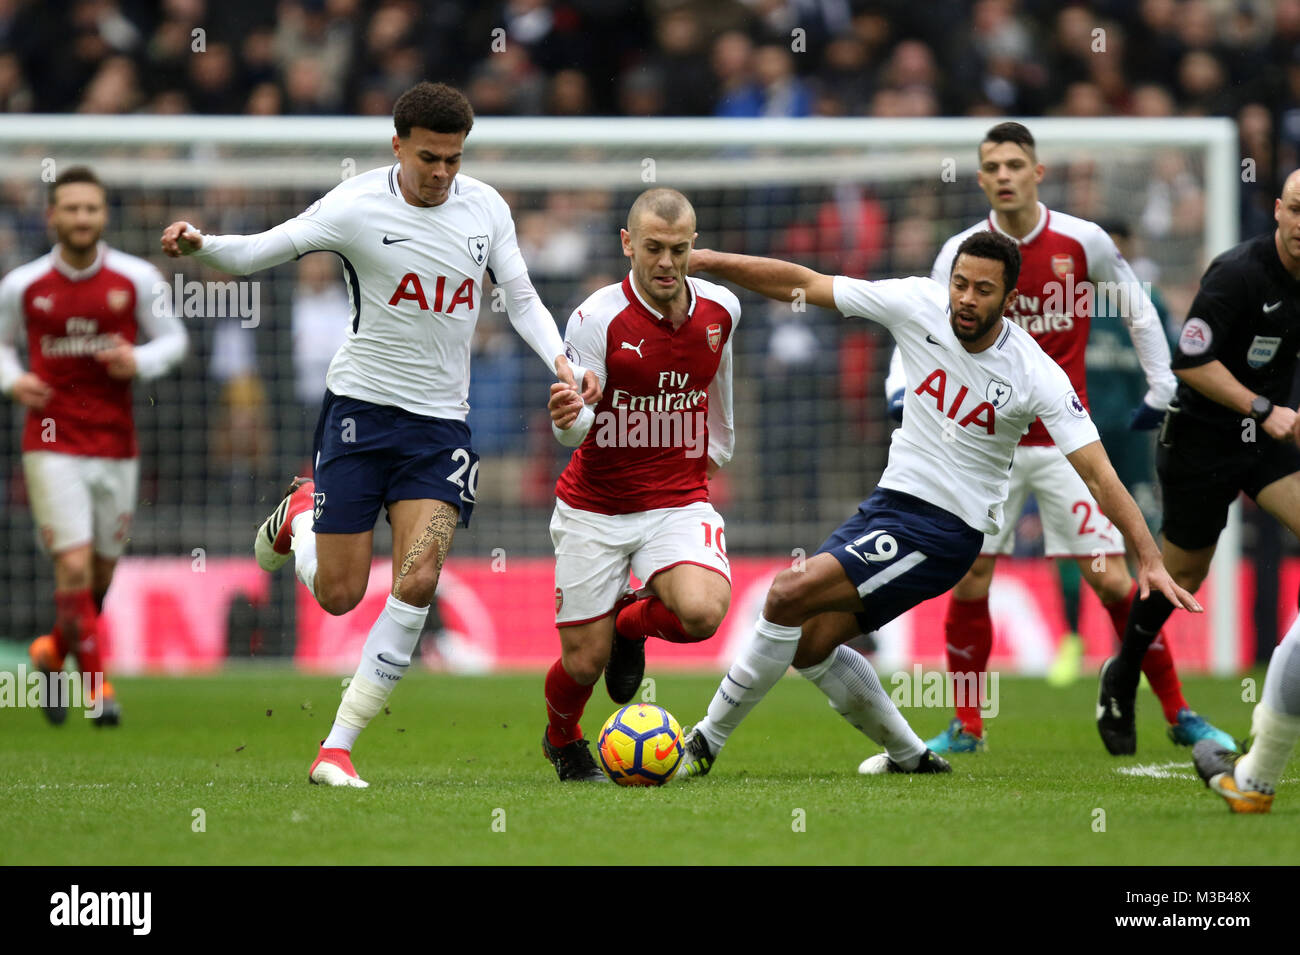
[616,595,695,644]
[545,658,594,747]
[55,589,103,696]
[945,595,992,737]
[1104,582,1187,724]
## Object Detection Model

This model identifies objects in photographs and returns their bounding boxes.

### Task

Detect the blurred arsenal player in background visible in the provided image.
[0,167,188,725]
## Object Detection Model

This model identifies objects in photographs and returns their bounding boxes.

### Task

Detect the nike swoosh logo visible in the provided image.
[376,653,409,668]
[382,235,412,245]
[654,731,682,762]
[945,643,974,660]
[1263,301,1282,313]
[926,334,942,345]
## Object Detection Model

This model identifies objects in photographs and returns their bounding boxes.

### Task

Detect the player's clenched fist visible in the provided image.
[1264,405,1298,443]
[553,354,601,406]
[95,334,138,380]
[11,372,52,409]
[160,221,203,257]
[549,381,584,430]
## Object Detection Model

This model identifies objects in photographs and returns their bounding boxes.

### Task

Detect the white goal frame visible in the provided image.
[0,115,1242,672]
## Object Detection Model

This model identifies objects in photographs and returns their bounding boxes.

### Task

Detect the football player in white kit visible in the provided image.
[896,123,1232,755]
[161,82,597,787]
[676,231,1200,779]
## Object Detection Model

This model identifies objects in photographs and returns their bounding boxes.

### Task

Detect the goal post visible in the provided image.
[0,115,1241,672]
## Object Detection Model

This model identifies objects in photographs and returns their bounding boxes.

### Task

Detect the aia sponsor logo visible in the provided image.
[914,368,997,433]
[388,272,476,314]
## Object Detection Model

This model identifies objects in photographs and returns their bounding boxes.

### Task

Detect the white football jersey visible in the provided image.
[252,164,527,419]
[833,275,1100,535]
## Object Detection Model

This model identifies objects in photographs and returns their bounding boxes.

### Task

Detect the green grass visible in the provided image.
[0,664,1293,865]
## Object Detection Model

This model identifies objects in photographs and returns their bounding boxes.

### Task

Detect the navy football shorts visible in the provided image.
[816,488,983,633]
[310,390,479,534]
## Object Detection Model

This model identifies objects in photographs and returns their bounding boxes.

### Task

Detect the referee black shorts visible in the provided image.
[1157,413,1300,551]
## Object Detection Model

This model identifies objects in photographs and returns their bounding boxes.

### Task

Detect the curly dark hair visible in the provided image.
[393,82,475,138]
[49,165,106,205]
[954,231,1021,291]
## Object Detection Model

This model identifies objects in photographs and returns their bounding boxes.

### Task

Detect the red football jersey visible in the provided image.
[555,275,738,514]
[933,204,1165,447]
[0,245,180,458]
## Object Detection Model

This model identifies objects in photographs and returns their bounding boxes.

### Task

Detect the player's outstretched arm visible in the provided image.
[689,249,835,310]
[160,220,301,276]
[497,272,599,404]
[1064,440,1201,611]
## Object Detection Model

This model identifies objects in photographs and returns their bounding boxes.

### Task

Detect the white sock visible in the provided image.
[322,594,429,751]
[292,511,318,597]
[1261,622,1300,716]
[799,645,926,769]
[1233,624,1300,794]
[695,614,800,753]
[1235,702,1300,796]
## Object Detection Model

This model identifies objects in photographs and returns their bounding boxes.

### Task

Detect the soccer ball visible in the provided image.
[597,703,684,786]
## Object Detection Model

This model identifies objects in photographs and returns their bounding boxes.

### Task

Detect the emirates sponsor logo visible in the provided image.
[40,317,120,358]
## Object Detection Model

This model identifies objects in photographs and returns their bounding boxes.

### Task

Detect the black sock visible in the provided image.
[1113,591,1175,693]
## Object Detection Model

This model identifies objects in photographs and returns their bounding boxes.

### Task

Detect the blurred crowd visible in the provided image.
[0,1,1293,129]
[2,0,1295,228]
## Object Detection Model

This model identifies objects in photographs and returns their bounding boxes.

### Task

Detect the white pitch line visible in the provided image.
[1115,761,1197,779]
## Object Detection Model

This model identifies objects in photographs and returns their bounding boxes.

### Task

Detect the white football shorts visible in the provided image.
[982,444,1125,558]
[550,499,731,626]
[22,451,139,558]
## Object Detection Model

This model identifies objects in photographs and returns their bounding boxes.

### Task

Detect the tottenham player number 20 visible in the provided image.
[447,448,479,503]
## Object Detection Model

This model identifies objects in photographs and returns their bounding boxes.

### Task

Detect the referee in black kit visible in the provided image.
[1098,170,1300,755]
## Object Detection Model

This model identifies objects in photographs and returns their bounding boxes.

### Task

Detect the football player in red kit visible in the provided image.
[0,167,187,724]
[542,188,738,781]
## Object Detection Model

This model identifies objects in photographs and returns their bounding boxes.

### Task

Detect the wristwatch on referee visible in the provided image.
[1249,395,1273,422]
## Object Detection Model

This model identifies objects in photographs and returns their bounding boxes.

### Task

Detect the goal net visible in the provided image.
[0,116,1242,672]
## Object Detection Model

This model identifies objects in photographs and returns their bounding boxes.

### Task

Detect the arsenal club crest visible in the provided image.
[107,288,131,313]
[1051,253,1074,279]
[468,235,489,266]
[706,323,722,352]
[555,587,564,613]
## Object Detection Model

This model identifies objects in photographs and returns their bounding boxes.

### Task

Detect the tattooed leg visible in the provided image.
[391,499,458,606]
[313,500,460,769]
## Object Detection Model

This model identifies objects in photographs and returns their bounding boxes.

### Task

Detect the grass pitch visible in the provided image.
[0,661,1291,866]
